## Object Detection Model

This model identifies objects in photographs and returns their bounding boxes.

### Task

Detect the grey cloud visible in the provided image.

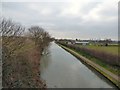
[1,1,118,40]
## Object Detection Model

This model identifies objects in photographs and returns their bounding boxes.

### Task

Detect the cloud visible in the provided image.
[1,0,119,40]
[84,0,118,21]
[27,3,53,16]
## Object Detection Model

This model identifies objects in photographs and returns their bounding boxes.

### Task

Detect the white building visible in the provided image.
[75,41,89,45]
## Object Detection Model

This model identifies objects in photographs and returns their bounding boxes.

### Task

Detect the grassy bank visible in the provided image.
[56,42,120,88]
[76,45,120,76]
[78,45,118,56]
[1,19,52,88]
[2,38,46,88]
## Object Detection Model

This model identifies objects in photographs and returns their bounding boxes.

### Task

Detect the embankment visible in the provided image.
[2,38,46,88]
[57,43,120,88]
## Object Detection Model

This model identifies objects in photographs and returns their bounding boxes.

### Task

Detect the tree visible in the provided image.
[0,18,24,36]
[104,39,112,46]
[28,26,51,53]
[0,18,25,57]
[0,18,26,87]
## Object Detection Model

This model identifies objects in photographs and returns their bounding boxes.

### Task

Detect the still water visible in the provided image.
[40,42,115,88]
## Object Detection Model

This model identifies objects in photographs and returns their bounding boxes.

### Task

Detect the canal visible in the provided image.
[40,42,115,88]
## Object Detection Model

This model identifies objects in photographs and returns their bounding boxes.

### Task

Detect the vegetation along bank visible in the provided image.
[56,41,120,88]
[1,18,53,88]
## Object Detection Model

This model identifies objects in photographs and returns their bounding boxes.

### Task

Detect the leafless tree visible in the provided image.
[28,26,51,53]
[0,18,27,88]
[28,26,44,45]
[1,19,51,88]
[0,18,24,36]
[0,18,25,61]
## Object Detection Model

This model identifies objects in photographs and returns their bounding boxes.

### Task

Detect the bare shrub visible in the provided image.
[28,26,51,53]
[0,18,50,88]
[0,18,26,87]
[0,18,25,56]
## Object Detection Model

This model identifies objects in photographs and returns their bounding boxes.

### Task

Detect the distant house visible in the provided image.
[75,41,89,45]
[67,41,72,44]
[67,40,75,45]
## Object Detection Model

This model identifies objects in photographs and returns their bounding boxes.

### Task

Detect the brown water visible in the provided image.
[40,42,116,88]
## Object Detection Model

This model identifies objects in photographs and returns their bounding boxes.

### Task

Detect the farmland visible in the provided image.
[78,45,119,56]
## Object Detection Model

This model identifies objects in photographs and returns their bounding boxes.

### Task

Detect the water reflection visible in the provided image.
[40,42,116,88]
[40,45,52,71]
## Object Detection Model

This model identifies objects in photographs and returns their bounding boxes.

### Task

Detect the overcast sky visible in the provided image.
[1,0,119,40]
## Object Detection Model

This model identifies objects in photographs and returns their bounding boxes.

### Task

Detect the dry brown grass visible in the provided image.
[2,37,46,88]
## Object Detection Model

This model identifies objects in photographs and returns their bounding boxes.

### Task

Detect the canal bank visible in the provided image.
[57,43,120,88]
[40,42,116,88]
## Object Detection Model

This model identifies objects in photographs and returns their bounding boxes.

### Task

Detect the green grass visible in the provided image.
[78,49,119,75]
[59,45,120,75]
[78,45,118,56]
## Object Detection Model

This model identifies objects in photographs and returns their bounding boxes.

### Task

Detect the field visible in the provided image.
[79,45,118,56]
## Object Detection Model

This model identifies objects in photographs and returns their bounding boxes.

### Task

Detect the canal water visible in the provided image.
[40,42,115,88]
